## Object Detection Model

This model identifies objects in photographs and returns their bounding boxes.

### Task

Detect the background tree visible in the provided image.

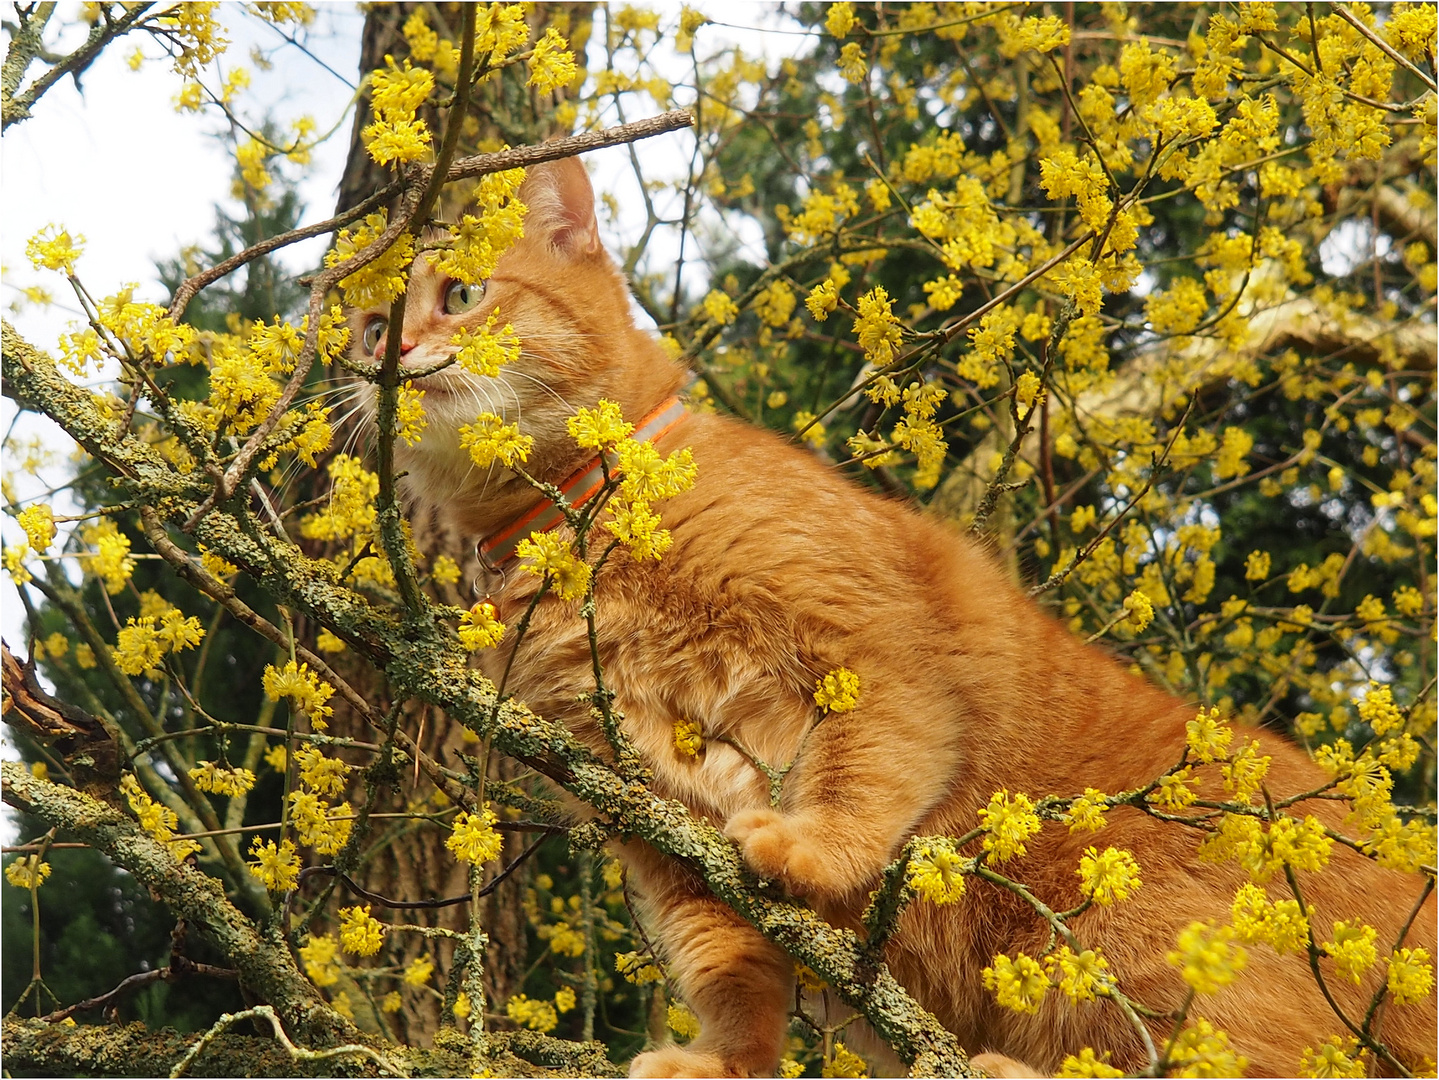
[2,2,1434,1077]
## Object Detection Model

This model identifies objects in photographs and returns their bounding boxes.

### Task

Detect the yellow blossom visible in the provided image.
[339,905,386,957]
[26,224,85,274]
[1151,768,1197,810]
[452,313,522,377]
[84,519,135,594]
[431,554,461,586]
[823,1043,868,1078]
[1013,370,1043,414]
[1067,789,1109,833]
[516,531,591,601]
[394,382,427,446]
[1213,427,1253,480]
[262,660,335,728]
[982,952,1047,1013]
[508,993,559,1032]
[527,27,576,94]
[294,745,350,796]
[1169,1017,1247,1077]
[188,761,256,797]
[1185,706,1232,763]
[673,716,703,757]
[1244,550,1271,581]
[1221,739,1271,802]
[1168,922,1247,995]
[299,932,341,987]
[615,439,697,504]
[702,289,739,325]
[1123,589,1154,632]
[16,505,55,553]
[838,42,868,84]
[1077,846,1142,905]
[1057,1048,1125,1078]
[806,278,839,321]
[247,836,300,892]
[979,790,1043,862]
[554,986,576,1013]
[568,400,634,449]
[447,805,503,865]
[907,840,967,905]
[326,212,415,309]
[667,1001,700,1040]
[1230,883,1310,954]
[1387,947,1434,1006]
[1357,682,1404,736]
[1047,945,1110,1003]
[458,602,506,650]
[825,1,855,36]
[854,286,902,366]
[458,412,533,468]
[614,950,664,985]
[814,667,861,712]
[1298,1036,1367,1079]
[5,855,51,890]
[403,955,435,986]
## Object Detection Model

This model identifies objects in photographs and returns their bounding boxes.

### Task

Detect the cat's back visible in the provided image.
[642,406,1207,790]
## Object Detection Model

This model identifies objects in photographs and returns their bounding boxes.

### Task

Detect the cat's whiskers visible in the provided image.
[499,360,572,413]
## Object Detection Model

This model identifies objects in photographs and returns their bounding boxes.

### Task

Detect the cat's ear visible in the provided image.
[520,155,602,257]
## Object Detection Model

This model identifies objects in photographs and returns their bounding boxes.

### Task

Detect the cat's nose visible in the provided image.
[399,342,416,356]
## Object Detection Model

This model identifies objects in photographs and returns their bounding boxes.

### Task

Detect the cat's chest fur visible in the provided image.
[472,419,828,827]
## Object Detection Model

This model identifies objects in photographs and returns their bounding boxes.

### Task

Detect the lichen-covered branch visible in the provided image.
[0,762,355,1049]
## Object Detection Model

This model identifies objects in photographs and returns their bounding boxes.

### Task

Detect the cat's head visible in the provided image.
[347,156,685,537]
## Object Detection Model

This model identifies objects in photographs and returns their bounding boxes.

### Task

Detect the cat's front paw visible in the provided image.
[724,808,828,897]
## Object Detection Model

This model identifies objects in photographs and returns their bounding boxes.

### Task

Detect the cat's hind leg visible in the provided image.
[622,842,793,1078]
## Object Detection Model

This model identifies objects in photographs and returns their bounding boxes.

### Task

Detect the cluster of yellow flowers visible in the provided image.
[452,310,523,377]
[515,531,591,602]
[603,429,698,561]
[905,839,967,905]
[4,854,52,890]
[458,601,506,651]
[459,413,533,469]
[287,746,354,855]
[445,803,503,865]
[4,503,57,585]
[363,56,434,166]
[188,761,256,797]
[338,904,386,957]
[672,716,703,757]
[506,993,560,1032]
[813,667,861,713]
[434,169,529,286]
[262,659,335,729]
[111,600,205,677]
[122,774,201,862]
[977,789,1042,862]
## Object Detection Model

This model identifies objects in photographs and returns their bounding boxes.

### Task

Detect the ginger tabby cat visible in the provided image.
[353,157,1436,1077]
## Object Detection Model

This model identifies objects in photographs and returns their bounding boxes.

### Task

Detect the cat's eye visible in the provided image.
[444,280,484,315]
[362,316,387,356]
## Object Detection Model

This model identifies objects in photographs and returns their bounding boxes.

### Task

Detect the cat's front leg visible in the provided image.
[621,841,793,1078]
[724,711,959,902]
